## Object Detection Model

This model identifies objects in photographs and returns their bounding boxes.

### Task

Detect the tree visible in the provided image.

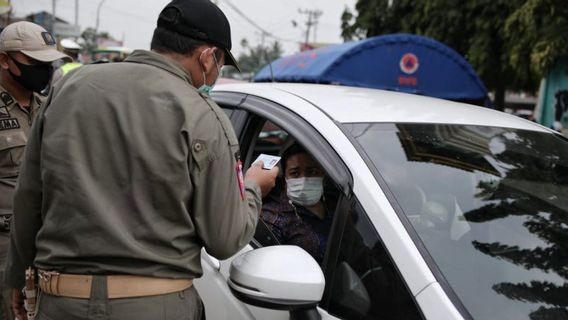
[341,0,568,110]
[505,0,568,80]
[235,38,283,75]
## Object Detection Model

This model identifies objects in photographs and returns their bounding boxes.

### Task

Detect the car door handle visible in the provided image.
[202,252,221,271]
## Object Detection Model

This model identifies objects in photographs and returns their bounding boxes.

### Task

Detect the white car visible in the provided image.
[194,83,568,320]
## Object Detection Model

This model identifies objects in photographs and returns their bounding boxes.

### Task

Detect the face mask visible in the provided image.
[8,56,52,93]
[197,48,221,95]
[286,177,324,207]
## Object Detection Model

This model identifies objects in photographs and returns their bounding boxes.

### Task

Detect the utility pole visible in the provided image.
[75,0,79,27]
[260,31,266,64]
[94,0,106,48]
[298,8,322,51]
[2,0,13,25]
[313,12,321,43]
[95,0,106,34]
[260,31,270,65]
[51,0,56,33]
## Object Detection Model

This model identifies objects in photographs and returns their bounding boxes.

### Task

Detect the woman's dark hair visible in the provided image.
[281,142,307,173]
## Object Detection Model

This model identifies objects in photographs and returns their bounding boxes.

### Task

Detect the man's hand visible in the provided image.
[245,161,279,197]
[12,288,27,320]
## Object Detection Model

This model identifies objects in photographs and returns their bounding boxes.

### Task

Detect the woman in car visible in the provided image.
[260,142,336,264]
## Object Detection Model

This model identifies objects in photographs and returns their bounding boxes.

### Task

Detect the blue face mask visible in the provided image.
[198,49,221,95]
[197,83,214,94]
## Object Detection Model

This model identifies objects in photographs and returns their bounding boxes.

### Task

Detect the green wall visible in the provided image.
[538,57,568,128]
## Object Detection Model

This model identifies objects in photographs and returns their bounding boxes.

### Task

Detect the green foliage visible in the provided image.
[235,39,284,75]
[341,0,568,108]
[505,0,568,79]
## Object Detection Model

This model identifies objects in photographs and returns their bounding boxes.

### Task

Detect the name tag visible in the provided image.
[0,118,20,131]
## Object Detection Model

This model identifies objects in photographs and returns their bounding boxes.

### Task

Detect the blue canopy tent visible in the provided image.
[254,33,488,104]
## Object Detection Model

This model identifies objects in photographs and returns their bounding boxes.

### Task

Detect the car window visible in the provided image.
[243,117,418,319]
[217,103,234,118]
[253,121,289,161]
[248,120,340,266]
[229,99,355,317]
[346,123,568,320]
[325,200,423,320]
[217,103,250,140]
[250,121,288,247]
[222,108,233,118]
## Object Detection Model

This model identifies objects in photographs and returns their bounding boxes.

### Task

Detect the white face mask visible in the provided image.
[286,177,324,207]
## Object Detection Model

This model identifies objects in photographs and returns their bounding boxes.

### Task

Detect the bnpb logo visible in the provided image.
[400,53,419,75]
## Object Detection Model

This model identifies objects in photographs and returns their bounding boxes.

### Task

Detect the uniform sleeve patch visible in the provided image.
[0,92,14,106]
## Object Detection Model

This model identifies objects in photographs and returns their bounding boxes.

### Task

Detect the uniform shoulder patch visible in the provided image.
[0,92,14,106]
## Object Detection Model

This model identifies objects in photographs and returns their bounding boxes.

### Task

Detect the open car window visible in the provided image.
[244,119,340,264]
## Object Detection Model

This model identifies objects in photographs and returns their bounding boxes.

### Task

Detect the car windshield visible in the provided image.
[344,123,568,320]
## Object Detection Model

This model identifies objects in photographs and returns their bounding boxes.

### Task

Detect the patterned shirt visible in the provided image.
[261,191,334,263]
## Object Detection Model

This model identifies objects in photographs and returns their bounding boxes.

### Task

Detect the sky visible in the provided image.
[11,0,357,57]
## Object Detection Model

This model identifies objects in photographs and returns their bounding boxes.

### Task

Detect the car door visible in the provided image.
[193,92,258,320]
[199,92,424,319]
[195,91,351,319]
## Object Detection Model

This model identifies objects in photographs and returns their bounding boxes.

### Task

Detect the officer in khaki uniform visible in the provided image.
[51,38,83,84]
[5,1,278,319]
[0,21,70,319]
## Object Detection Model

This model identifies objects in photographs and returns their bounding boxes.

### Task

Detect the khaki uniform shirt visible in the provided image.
[0,88,42,216]
[5,50,262,288]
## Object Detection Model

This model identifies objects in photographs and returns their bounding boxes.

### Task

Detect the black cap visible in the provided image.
[158,0,240,71]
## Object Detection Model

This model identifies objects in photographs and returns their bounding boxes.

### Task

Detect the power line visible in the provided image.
[220,0,299,44]
[221,0,270,36]
[103,4,155,24]
[223,6,257,35]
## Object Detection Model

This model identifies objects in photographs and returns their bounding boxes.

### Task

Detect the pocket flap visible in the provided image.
[0,131,27,151]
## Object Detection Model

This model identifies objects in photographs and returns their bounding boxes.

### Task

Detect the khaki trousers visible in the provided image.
[36,275,204,320]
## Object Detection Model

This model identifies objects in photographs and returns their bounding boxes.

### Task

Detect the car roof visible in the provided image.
[213,82,549,132]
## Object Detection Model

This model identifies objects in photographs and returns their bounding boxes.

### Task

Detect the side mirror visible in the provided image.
[228,245,325,311]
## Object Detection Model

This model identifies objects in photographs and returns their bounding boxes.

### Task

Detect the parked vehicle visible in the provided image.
[513,109,535,121]
[90,46,131,62]
[194,83,568,320]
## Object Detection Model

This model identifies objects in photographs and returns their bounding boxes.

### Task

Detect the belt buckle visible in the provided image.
[0,214,11,231]
[38,270,61,295]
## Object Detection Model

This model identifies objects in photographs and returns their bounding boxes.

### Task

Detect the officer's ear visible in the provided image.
[0,52,10,70]
[198,47,218,75]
